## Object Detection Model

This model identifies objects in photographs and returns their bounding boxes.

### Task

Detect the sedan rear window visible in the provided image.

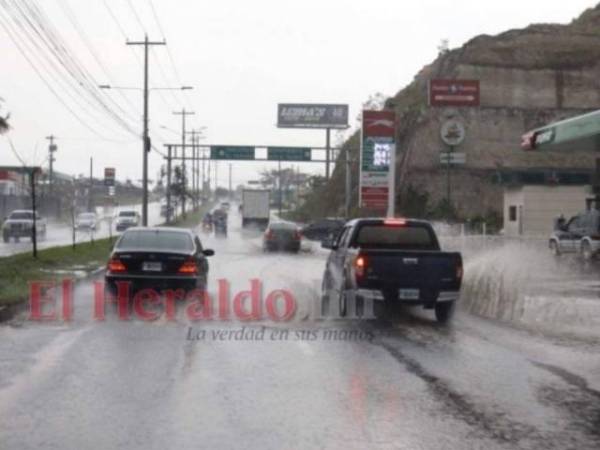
[117,230,194,251]
[119,211,137,217]
[355,224,438,250]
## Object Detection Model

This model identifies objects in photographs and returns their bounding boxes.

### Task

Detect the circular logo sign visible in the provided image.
[440,120,466,146]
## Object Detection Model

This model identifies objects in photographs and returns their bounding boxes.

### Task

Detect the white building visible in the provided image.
[503,185,592,237]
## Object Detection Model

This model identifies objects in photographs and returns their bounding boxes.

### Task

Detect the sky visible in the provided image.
[0,0,597,188]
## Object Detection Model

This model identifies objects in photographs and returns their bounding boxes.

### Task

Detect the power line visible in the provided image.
[57,0,141,123]
[7,0,140,138]
[126,0,146,35]
[0,3,124,140]
[23,0,140,136]
[102,0,184,118]
[146,0,195,112]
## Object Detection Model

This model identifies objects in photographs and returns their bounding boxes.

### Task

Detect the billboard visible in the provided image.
[429,79,480,107]
[277,104,349,129]
[359,110,396,210]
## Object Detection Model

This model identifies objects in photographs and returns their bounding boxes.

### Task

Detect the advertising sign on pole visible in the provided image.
[277,104,349,129]
[104,167,115,187]
[359,110,396,212]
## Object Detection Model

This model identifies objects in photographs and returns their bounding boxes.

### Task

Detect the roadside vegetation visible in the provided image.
[0,237,113,306]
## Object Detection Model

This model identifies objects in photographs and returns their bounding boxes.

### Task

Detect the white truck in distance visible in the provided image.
[241,189,270,230]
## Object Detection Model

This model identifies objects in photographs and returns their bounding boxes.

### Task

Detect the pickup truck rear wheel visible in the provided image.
[435,301,455,324]
[2,232,8,243]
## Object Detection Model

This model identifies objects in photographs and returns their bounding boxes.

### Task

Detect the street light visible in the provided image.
[99,84,193,226]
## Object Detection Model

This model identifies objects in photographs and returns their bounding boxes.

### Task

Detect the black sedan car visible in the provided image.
[105,227,214,296]
[263,222,302,253]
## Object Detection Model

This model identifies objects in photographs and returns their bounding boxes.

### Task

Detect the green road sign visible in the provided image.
[267,147,311,161]
[210,146,255,160]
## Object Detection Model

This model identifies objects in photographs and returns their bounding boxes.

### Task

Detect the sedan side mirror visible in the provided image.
[203,249,215,257]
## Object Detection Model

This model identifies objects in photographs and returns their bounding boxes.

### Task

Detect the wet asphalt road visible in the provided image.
[0,211,599,449]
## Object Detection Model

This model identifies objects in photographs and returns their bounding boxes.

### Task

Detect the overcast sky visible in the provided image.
[0,0,596,188]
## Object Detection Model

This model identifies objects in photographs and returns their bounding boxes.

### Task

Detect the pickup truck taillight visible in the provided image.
[293,230,301,241]
[354,255,367,280]
[456,263,463,280]
[107,258,127,273]
[265,230,274,240]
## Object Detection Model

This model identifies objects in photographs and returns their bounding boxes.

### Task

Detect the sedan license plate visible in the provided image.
[399,289,420,300]
[142,262,162,272]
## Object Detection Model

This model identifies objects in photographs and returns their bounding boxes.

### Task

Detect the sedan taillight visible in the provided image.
[178,258,198,274]
[107,258,126,273]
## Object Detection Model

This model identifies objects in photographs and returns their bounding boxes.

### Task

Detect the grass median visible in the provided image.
[0,237,114,307]
[0,202,216,308]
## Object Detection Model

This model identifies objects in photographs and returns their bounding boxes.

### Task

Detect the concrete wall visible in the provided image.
[503,185,591,236]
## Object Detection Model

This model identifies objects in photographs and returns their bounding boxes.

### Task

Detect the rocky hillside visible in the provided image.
[297,3,600,222]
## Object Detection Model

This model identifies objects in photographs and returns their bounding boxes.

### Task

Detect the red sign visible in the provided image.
[363,110,396,138]
[429,79,480,107]
[361,187,388,209]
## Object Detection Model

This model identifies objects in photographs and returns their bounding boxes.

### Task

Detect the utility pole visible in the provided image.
[166,146,172,223]
[127,36,166,227]
[228,163,232,198]
[345,150,352,218]
[88,157,93,212]
[325,128,331,179]
[46,135,57,196]
[173,109,195,217]
[215,161,218,196]
[201,146,206,199]
[278,159,283,216]
[30,169,38,258]
[185,128,205,209]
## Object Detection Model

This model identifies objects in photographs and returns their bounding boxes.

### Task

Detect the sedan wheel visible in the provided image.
[549,240,560,256]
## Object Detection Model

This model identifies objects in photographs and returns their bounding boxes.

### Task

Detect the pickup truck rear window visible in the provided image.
[354,224,439,250]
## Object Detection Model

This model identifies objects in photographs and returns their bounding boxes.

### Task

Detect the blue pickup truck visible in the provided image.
[321,218,463,323]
